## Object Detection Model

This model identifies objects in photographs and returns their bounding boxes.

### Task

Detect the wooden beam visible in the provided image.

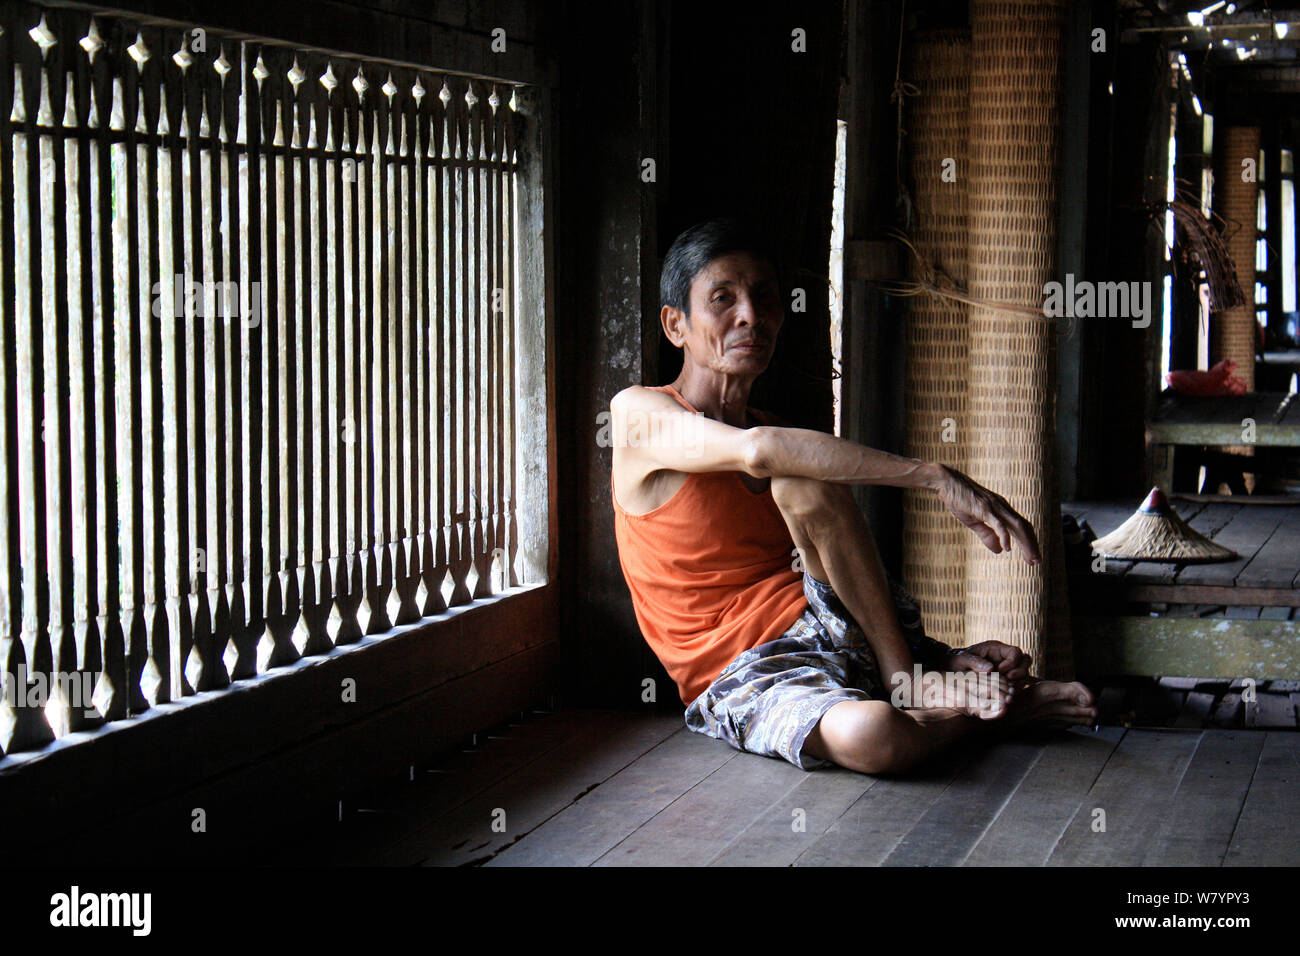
[1114,584,1300,606]
[1074,614,1300,678]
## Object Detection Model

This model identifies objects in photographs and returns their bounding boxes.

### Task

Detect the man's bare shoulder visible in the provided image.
[610,384,677,414]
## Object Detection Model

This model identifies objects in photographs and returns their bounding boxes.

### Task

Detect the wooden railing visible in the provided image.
[0,2,547,757]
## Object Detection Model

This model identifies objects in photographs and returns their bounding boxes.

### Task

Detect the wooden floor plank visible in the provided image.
[1140,731,1265,866]
[1046,729,1201,866]
[1245,693,1298,728]
[1064,500,1156,538]
[882,737,1044,866]
[791,742,986,867]
[490,727,741,866]
[1209,693,1243,728]
[1173,691,1217,728]
[1235,506,1300,589]
[590,743,810,867]
[1175,506,1289,588]
[708,769,877,867]
[383,711,684,865]
[964,726,1125,866]
[272,707,631,865]
[1225,733,1300,866]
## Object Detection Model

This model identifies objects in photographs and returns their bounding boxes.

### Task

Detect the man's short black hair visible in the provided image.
[660,218,783,318]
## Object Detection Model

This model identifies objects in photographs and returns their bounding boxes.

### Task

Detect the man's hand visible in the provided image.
[932,465,1042,564]
[950,641,1033,683]
[892,667,1013,719]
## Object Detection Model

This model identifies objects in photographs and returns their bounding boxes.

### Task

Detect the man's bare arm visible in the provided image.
[747,426,1042,564]
[610,387,1040,564]
[610,387,757,475]
[746,425,937,489]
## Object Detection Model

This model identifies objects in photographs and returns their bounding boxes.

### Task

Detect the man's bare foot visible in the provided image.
[996,677,1097,729]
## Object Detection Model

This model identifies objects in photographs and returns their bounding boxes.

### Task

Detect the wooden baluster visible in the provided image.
[154,30,190,708]
[214,42,248,679]
[375,72,405,629]
[64,18,106,734]
[486,85,504,597]
[328,65,361,645]
[38,25,79,736]
[211,49,234,687]
[310,54,333,653]
[410,73,429,618]
[127,27,177,715]
[174,36,205,701]
[242,45,267,666]
[448,78,472,606]
[468,81,491,601]
[178,41,207,697]
[84,24,130,720]
[505,89,521,588]
[207,44,233,689]
[419,79,448,616]
[391,74,419,625]
[319,59,358,647]
[107,32,150,713]
[4,23,56,751]
[0,22,19,755]
[403,77,423,621]
[352,69,379,635]
[281,55,316,658]
[256,51,300,671]
[230,41,258,677]
[464,80,483,600]
[431,78,452,608]
[410,74,438,618]
[289,54,330,657]
[186,45,222,693]
[406,73,423,618]
[351,75,375,637]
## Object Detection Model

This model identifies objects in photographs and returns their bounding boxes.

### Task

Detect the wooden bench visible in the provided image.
[1148,390,1300,493]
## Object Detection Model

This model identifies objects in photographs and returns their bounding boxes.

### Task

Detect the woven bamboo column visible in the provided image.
[1213,126,1259,392]
[962,0,1073,678]
[902,31,970,649]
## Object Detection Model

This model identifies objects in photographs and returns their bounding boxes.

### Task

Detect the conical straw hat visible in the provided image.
[1090,488,1237,562]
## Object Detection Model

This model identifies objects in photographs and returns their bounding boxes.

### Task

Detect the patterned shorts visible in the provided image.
[684,571,942,771]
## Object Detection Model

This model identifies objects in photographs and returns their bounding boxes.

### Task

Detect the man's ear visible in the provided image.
[661,305,687,348]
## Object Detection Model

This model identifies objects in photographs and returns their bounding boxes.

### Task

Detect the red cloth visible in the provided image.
[1166,359,1248,396]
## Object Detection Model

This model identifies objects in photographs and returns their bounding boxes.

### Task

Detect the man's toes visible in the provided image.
[1041,702,1097,722]
[1032,680,1094,707]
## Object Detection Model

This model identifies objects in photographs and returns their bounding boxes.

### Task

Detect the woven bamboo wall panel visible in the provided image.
[1213,126,1259,393]
[962,0,1073,678]
[902,30,970,649]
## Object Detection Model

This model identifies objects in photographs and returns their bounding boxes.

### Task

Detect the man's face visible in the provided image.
[668,251,783,377]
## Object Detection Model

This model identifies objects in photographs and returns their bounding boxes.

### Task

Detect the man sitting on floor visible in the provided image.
[610,218,1098,774]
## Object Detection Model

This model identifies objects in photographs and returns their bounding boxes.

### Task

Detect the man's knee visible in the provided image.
[769,475,854,522]
[815,700,919,775]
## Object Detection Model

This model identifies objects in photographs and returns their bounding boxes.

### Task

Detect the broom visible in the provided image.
[1091,488,1237,562]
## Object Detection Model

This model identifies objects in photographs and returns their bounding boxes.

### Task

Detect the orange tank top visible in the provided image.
[611,385,809,705]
